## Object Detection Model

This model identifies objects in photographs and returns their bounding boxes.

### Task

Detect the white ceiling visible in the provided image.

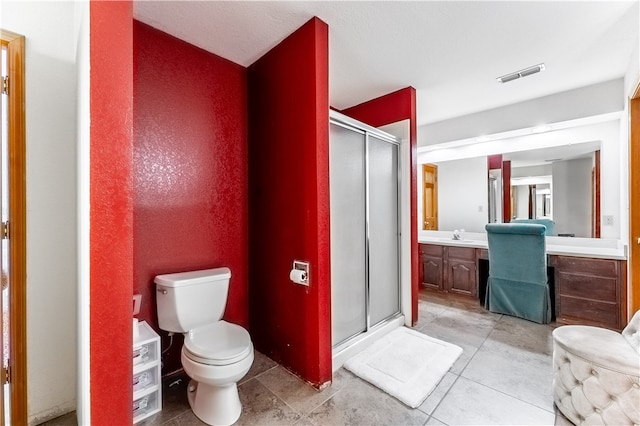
[133,1,639,126]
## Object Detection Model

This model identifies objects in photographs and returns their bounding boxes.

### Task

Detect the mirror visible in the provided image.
[506,142,599,237]
[418,118,619,239]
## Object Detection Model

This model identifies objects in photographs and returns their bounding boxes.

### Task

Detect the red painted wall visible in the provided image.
[248,17,331,386]
[133,21,249,374]
[342,87,419,325]
[502,160,512,222]
[90,1,133,424]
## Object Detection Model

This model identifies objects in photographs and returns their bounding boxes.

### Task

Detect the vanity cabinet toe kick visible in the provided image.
[419,243,627,331]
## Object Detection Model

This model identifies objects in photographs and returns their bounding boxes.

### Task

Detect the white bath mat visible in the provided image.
[343,326,463,408]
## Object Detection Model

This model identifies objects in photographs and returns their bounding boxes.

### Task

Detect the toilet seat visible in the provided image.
[184,320,252,366]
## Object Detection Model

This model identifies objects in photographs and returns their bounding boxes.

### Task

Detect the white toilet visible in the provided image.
[155,267,254,426]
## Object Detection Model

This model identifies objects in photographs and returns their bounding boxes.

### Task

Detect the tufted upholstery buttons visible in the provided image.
[552,319,640,426]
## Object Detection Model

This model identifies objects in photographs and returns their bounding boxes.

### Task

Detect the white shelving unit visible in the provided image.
[133,321,162,423]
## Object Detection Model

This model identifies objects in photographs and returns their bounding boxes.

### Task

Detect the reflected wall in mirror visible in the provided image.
[417,119,620,239]
[505,143,599,237]
[488,168,502,224]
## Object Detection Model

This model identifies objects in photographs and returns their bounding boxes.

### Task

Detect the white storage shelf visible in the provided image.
[133,321,162,423]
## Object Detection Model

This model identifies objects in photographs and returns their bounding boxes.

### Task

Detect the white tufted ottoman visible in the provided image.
[552,311,640,425]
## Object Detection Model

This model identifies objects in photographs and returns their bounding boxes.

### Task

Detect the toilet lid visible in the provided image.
[184,320,252,366]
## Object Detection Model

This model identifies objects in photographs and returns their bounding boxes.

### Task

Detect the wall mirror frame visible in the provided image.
[417,113,622,239]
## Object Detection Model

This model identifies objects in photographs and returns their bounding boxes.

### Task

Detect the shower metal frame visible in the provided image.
[329,110,402,349]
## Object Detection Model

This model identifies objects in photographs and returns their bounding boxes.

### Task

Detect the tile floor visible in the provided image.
[44,289,573,425]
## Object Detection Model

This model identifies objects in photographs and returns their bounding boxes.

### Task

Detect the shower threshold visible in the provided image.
[332,314,404,372]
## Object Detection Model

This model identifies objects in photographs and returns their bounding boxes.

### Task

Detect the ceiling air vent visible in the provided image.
[497,63,545,84]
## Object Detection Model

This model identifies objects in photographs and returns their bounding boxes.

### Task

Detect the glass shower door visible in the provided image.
[368,135,399,326]
[329,122,367,346]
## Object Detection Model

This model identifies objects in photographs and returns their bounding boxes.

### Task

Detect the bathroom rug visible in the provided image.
[343,326,462,408]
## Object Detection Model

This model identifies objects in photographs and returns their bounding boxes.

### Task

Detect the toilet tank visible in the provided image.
[155,267,231,333]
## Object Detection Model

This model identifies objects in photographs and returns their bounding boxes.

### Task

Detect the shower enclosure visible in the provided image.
[329,110,401,351]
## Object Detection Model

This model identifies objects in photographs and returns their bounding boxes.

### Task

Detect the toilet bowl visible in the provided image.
[155,268,254,426]
[181,321,253,425]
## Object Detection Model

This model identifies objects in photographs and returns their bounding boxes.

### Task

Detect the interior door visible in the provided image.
[422,164,438,230]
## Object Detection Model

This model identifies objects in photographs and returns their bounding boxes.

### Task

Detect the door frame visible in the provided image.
[629,82,640,318]
[421,164,438,230]
[1,29,27,425]
[329,110,403,350]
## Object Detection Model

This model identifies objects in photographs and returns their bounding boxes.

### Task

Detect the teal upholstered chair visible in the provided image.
[511,218,557,236]
[484,223,552,324]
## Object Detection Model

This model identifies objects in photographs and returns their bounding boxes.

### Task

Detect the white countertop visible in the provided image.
[418,231,628,260]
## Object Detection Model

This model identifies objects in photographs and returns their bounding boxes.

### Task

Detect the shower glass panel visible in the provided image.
[330,111,401,349]
[329,122,367,345]
[368,135,399,326]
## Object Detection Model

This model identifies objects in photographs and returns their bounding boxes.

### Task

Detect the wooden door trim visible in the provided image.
[422,164,438,230]
[630,82,640,318]
[1,29,27,425]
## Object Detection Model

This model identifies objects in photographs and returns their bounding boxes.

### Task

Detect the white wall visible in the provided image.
[511,164,552,178]
[420,79,624,146]
[552,158,592,237]
[429,157,488,233]
[1,2,78,423]
[75,1,90,424]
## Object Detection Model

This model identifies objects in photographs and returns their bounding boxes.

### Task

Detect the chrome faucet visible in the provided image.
[453,229,461,240]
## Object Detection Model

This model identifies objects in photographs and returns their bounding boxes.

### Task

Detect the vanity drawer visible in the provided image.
[446,246,476,261]
[556,272,618,302]
[557,296,620,329]
[420,244,443,257]
[551,256,619,278]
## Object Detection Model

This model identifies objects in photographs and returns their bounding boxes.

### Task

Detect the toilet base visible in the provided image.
[187,379,242,426]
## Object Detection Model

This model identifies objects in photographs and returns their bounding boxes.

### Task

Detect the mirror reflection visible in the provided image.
[418,122,620,238]
[505,141,600,237]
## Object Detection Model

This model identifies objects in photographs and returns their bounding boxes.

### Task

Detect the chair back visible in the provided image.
[486,223,547,283]
[510,218,557,236]
[484,223,551,323]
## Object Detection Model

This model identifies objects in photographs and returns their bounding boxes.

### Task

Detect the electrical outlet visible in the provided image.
[604,215,614,226]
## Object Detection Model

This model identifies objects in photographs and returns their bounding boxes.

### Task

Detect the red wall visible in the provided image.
[342,87,419,324]
[133,21,249,374]
[248,17,332,386]
[90,1,133,424]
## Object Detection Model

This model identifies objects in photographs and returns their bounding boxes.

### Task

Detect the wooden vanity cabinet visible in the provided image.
[445,246,477,297]
[551,256,627,331]
[420,244,444,291]
[420,244,477,297]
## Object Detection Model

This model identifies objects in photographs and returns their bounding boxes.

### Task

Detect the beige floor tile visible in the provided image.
[417,372,459,415]
[461,345,554,411]
[256,366,342,416]
[306,376,428,426]
[236,378,301,426]
[431,376,555,425]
